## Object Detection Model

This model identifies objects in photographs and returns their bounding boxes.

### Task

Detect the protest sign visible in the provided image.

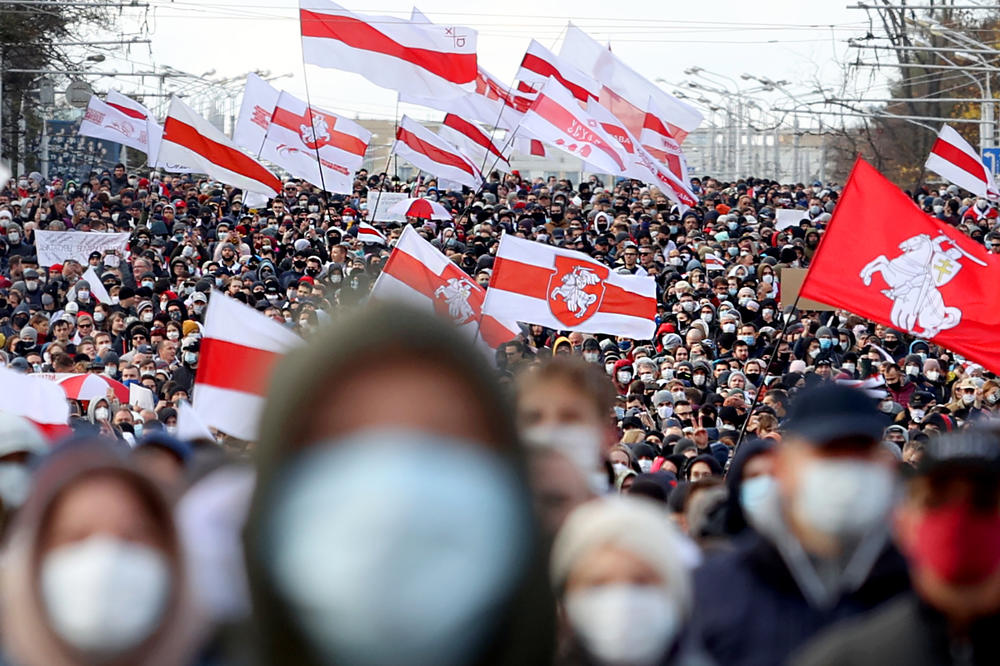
[35,231,130,267]
[369,191,410,222]
[775,208,808,231]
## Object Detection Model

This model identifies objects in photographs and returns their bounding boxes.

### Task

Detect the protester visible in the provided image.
[795,430,1000,665]
[240,304,554,665]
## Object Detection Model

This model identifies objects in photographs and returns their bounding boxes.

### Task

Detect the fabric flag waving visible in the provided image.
[299,0,476,99]
[520,77,628,175]
[82,266,111,304]
[192,292,302,440]
[101,91,193,173]
[517,39,599,104]
[372,225,520,347]
[584,99,696,208]
[484,233,657,339]
[437,114,510,172]
[392,115,483,190]
[233,73,281,155]
[260,91,370,194]
[925,124,999,199]
[355,221,387,245]
[160,98,281,196]
[640,96,690,182]
[0,366,71,441]
[800,158,1000,375]
[78,95,151,155]
[560,24,702,142]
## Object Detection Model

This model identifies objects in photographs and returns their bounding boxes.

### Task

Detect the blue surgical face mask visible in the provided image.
[262,430,531,666]
[739,335,755,346]
[818,337,832,350]
[740,475,777,517]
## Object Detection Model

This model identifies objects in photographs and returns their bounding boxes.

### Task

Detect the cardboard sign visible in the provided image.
[779,267,837,311]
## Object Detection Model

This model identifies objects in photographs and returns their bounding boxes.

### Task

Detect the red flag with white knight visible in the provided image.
[371,226,520,348]
[483,233,656,339]
[800,158,1000,375]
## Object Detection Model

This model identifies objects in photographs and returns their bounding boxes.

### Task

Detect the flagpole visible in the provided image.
[732,291,802,456]
[298,50,328,195]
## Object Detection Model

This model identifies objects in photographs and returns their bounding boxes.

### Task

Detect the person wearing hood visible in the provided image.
[722,438,777,536]
[0,412,49,532]
[612,357,636,394]
[795,431,1000,666]
[241,304,554,666]
[690,383,909,666]
[0,439,208,666]
[549,496,707,666]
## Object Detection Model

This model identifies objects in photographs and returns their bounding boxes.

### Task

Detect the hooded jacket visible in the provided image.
[240,303,555,666]
[0,441,208,666]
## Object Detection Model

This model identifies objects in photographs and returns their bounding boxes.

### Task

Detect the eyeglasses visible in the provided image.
[78,322,93,329]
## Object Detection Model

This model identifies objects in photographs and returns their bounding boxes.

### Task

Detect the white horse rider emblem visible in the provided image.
[299,111,330,150]
[550,266,601,319]
[434,278,476,324]
[859,233,986,338]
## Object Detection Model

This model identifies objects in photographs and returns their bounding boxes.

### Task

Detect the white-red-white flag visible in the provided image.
[437,114,509,173]
[0,366,71,442]
[392,115,483,190]
[704,253,725,271]
[584,99,696,208]
[483,233,657,339]
[560,24,702,142]
[78,95,152,155]
[513,133,547,158]
[82,266,111,304]
[517,39,599,104]
[100,91,194,173]
[355,221,387,245]
[233,73,281,155]
[192,292,302,440]
[299,0,476,99]
[372,225,520,348]
[260,91,370,194]
[160,98,282,196]
[520,78,629,175]
[925,124,999,199]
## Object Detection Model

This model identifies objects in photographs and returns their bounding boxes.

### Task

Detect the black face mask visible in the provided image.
[293,261,306,270]
[550,212,564,223]
[306,268,320,277]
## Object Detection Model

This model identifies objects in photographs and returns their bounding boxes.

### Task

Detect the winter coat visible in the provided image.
[793,595,1000,666]
[690,530,910,666]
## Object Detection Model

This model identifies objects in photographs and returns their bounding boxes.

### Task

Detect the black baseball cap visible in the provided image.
[784,382,884,446]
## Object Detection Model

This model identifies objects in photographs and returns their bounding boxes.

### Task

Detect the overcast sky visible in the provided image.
[98,0,887,127]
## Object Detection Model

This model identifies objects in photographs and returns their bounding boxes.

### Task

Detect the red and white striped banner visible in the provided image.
[392,115,483,190]
[103,91,194,173]
[356,221,388,245]
[299,0,476,99]
[520,78,628,175]
[704,253,725,271]
[372,225,519,348]
[192,292,302,440]
[233,73,281,155]
[78,95,152,156]
[483,233,657,339]
[925,124,999,199]
[0,366,70,442]
[160,97,281,196]
[640,96,689,182]
[260,91,370,194]
[437,113,509,172]
[517,39,599,104]
[82,266,111,304]
[560,24,702,142]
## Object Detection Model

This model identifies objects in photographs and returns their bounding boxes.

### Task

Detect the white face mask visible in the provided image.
[793,459,895,540]
[566,584,681,665]
[0,463,32,509]
[721,323,736,334]
[910,408,925,423]
[638,459,653,473]
[926,370,940,382]
[906,365,919,377]
[523,423,605,484]
[671,390,686,403]
[41,536,170,657]
[264,431,529,666]
[842,363,856,373]
[616,370,633,384]
[962,393,976,405]
[94,407,109,421]
[808,348,820,359]
[700,313,713,323]
[692,374,706,386]
[657,404,673,419]
[640,372,655,383]
[582,351,599,363]
[167,330,180,340]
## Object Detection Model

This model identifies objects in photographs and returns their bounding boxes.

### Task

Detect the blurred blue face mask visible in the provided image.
[262,429,530,666]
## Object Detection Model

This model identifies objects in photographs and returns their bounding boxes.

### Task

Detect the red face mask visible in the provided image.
[910,503,1000,585]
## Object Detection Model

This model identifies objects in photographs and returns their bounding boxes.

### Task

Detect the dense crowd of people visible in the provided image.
[0,162,998,665]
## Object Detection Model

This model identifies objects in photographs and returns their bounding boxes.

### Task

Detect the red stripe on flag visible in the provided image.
[479,314,518,348]
[492,257,655,320]
[532,93,625,171]
[163,118,281,193]
[195,338,282,396]
[931,137,989,186]
[642,111,669,136]
[271,106,368,156]
[530,139,545,156]
[300,9,475,85]
[107,102,147,120]
[443,114,505,161]
[385,247,485,310]
[396,126,478,177]
[520,52,595,103]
